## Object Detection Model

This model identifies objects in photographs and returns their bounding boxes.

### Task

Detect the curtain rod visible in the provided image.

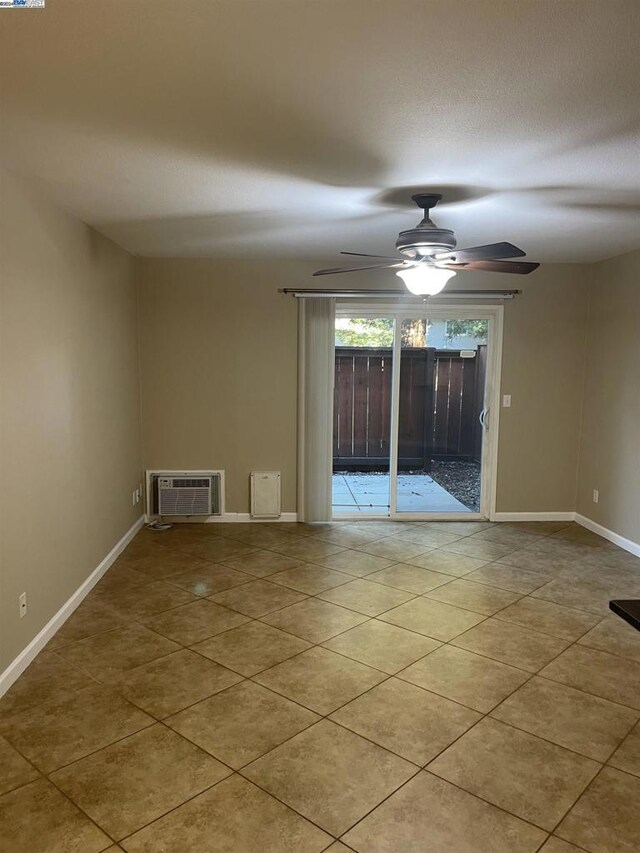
[280,288,520,299]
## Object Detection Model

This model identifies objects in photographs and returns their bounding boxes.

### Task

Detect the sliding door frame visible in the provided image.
[333,302,504,521]
[388,304,503,520]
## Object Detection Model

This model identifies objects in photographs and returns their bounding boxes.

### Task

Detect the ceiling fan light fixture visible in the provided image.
[396,265,456,295]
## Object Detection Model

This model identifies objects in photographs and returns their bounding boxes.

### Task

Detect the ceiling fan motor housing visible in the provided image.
[395,193,456,258]
[395,225,457,258]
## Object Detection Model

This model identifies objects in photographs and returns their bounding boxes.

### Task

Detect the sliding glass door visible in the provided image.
[393,314,489,516]
[332,305,501,521]
[332,316,394,516]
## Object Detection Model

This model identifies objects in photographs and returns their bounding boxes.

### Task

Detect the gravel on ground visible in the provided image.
[430,459,481,512]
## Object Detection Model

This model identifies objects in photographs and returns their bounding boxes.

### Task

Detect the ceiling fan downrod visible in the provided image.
[396,193,457,257]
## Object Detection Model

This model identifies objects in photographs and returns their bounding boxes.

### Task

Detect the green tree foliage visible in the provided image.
[335,318,394,347]
[335,318,488,348]
[336,318,429,348]
[445,319,488,341]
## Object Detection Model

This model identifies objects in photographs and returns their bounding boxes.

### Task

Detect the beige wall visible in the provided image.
[495,264,591,512]
[137,258,591,516]
[0,170,142,672]
[576,249,640,543]
[137,259,303,513]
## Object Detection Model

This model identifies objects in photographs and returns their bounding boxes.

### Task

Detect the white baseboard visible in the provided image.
[145,512,298,524]
[490,512,576,522]
[223,512,298,523]
[575,513,640,558]
[0,516,145,699]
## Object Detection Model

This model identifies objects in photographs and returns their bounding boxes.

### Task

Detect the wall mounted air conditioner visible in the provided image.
[146,470,224,519]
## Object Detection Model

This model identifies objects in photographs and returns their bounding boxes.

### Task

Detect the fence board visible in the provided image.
[367,354,392,460]
[353,356,368,459]
[334,345,485,468]
[446,359,463,455]
[398,348,435,469]
[334,354,353,457]
[459,358,477,457]
[433,357,451,456]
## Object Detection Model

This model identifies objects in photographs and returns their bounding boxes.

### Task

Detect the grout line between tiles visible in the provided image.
[45,774,121,848]
[2,519,637,849]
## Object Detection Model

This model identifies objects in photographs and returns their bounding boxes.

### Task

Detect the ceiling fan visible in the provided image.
[314,193,540,295]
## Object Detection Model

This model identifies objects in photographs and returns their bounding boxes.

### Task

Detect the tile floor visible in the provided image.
[1,519,640,852]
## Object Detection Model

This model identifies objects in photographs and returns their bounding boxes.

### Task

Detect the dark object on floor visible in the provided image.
[430,460,481,512]
[146,521,173,531]
[610,599,640,632]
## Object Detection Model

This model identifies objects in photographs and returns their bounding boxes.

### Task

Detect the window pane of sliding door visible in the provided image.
[332,317,393,517]
[395,316,488,514]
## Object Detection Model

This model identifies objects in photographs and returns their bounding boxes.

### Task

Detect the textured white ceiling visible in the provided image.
[1,0,639,262]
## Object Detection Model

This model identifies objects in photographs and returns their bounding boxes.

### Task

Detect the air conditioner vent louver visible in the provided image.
[149,471,224,517]
[160,484,210,516]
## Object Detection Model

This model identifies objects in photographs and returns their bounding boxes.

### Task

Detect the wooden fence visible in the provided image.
[333,345,486,470]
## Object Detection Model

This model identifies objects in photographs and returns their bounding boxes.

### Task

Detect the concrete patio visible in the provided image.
[332,473,473,515]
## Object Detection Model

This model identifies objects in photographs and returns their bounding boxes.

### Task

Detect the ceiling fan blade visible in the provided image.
[441,260,540,274]
[434,242,527,263]
[313,262,405,276]
[341,251,406,261]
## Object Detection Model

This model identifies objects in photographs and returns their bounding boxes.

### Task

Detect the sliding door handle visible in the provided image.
[479,408,489,430]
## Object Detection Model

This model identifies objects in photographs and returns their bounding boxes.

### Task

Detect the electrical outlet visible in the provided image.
[19,592,27,618]
[135,488,141,504]
[502,394,511,407]
[132,489,137,506]
[593,489,599,504]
